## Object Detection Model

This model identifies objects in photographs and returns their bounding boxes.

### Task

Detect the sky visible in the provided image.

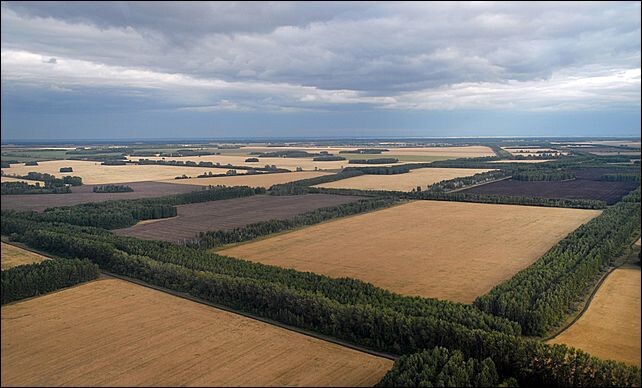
[1,1,640,140]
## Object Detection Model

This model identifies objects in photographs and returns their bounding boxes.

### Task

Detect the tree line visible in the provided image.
[601,173,640,182]
[1,181,72,195]
[1,214,638,386]
[512,169,575,181]
[348,158,399,164]
[377,347,506,387]
[1,258,99,304]
[92,184,134,193]
[474,188,641,335]
[12,171,83,186]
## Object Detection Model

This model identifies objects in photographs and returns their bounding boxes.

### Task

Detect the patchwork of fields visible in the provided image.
[548,267,641,366]
[1,243,49,270]
[314,167,494,192]
[219,200,601,303]
[1,278,392,387]
[2,160,246,185]
[114,194,363,243]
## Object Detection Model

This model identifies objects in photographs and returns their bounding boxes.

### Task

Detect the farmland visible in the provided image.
[1,181,203,212]
[548,267,641,366]
[114,194,363,243]
[162,171,332,188]
[2,160,245,185]
[219,200,601,303]
[1,278,392,387]
[314,167,495,192]
[1,243,49,270]
[463,167,640,205]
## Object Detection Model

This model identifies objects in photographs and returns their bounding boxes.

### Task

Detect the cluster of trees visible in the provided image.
[1,215,638,386]
[1,182,71,195]
[376,347,504,387]
[157,149,219,157]
[268,170,366,195]
[348,158,399,164]
[475,190,641,335]
[424,170,510,193]
[92,184,134,193]
[253,150,316,158]
[1,160,19,168]
[67,147,129,155]
[59,167,74,173]
[245,157,259,162]
[1,258,99,304]
[312,155,346,161]
[339,148,388,154]
[24,161,39,166]
[196,197,398,248]
[100,160,128,166]
[601,173,640,182]
[17,172,83,186]
[512,169,575,181]
[344,165,411,175]
[5,185,263,229]
[410,191,607,209]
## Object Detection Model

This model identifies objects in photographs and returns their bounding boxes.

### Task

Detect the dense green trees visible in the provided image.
[16,172,83,186]
[312,155,346,161]
[601,173,641,182]
[59,167,73,173]
[377,347,501,387]
[92,184,134,193]
[475,189,641,335]
[1,182,72,195]
[348,158,399,164]
[1,258,99,304]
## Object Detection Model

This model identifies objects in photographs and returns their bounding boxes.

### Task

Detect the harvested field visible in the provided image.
[1,243,49,270]
[1,176,45,185]
[219,201,600,303]
[463,167,640,205]
[2,160,244,185]
[114,194,362,243]
[314,168,494,192]
[0,181,203,212]
[162,171,332,188]
[548,267,641,366]
[1,278,392,387]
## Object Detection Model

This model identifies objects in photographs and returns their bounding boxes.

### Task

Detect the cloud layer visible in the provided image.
[1,1,640,138]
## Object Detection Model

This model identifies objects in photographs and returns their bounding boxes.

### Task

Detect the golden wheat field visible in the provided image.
[162,171,333,188]
[219,201,600,303]
[0,278,392,387]
[548,267,641,366]
[1,243,49,270]
[314,168,494,191]
[1,160,247,185]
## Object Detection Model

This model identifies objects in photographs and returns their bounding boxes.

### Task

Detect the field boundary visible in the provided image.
[543,237,641,342]
[101,270,400,361]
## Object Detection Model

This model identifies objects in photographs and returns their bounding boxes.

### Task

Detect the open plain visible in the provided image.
[0,278,393,387]
[219,200,601,303]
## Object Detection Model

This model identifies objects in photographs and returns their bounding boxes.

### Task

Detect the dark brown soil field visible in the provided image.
[0,181,203,212]
[463,167,639,205]
[113,194,363,243]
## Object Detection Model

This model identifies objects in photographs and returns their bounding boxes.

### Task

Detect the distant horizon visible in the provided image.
[1,1,640,140]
